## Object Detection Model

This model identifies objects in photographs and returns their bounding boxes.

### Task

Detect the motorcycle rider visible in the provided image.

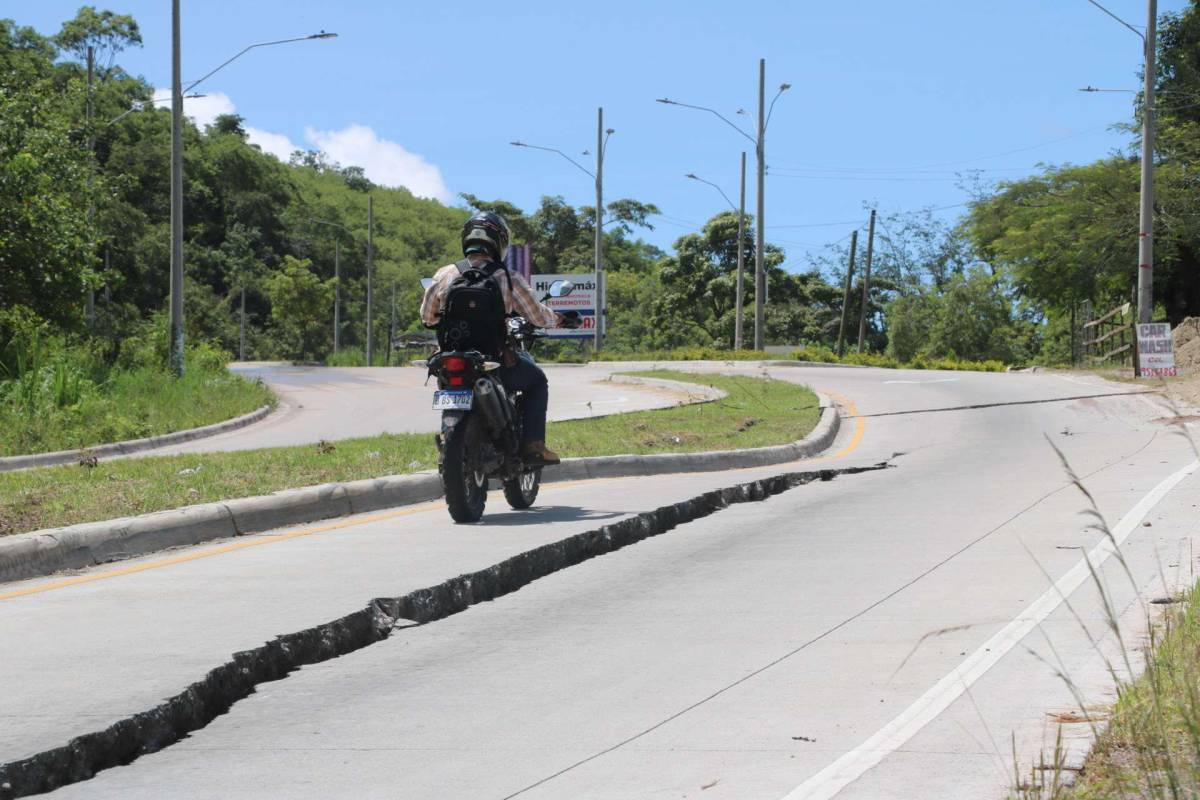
[420,211,565,465]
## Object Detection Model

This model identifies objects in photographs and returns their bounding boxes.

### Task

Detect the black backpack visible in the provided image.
[436,258,509,356]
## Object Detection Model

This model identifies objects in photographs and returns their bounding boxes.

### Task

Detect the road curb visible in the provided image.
[0,404,275,473]
[0,394,840,584]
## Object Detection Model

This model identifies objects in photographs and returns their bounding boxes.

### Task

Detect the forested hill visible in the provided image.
[5,5,1200,371]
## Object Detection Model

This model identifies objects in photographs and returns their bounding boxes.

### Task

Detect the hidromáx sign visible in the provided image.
[532,273,597,340]
[1137,323,1177,378]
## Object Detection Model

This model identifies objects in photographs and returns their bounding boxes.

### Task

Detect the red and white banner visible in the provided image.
[1137,323,1178,378]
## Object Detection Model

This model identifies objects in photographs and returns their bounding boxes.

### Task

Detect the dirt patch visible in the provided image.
[1163,371,1200,412]
[640,431,701,448]
[1174,317,1200,350]
[1176,335,1200,375]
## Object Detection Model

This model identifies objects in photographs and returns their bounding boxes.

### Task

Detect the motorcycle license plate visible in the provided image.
[432,390,473,411]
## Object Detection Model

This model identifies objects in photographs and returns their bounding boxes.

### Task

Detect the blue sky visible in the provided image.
[21,0,1189,271]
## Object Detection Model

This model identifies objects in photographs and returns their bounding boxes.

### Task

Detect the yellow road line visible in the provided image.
[1,398,866,603]
[801,390,866,463]
[0,502,443,602]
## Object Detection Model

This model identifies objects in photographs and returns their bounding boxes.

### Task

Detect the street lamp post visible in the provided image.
[686,154,747,349]
[367,194,374,366]
[658,59,789,350]
[169,0,184,375]
[1083,0,1157,325]
[511,111,614,351]
[167,18,337,376]
[310,218,353,354]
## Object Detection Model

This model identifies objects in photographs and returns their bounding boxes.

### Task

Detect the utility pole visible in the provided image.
[389,280,396,366]
[169,0,185,376]
[594,106,605,352]
[239,285,246,361]
[85,45,97,331]
[754,59,767,351]
[1138,0,1157,325]
[836,231,858,357]
[857,209,876,353]
[333,239,340,354]
[366,194,374,366]
[735,151,746,351]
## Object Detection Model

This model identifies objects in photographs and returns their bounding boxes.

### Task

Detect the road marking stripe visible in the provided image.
[780,455,1200,800]
[0,475,632,602]
[1,397,864,602]
[0,503,443,602]
[810,391,865,462]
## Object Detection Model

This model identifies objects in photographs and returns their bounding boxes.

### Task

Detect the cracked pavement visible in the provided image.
[2,364,1197,799]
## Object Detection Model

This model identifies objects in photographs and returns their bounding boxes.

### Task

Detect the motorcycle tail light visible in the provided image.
[448,375,464,386]
[443,356,467,372]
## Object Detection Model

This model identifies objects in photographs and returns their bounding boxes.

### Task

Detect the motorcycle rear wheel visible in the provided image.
[502,467,541,509]
[442,417,487,523]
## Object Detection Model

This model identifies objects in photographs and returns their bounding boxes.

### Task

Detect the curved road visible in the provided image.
[150,362,709,454]
[2,364,1197,799]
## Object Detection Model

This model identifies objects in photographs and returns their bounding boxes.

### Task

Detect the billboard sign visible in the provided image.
[505,244,532,281]
[530,273,596,339]
[1137,323,1178,378]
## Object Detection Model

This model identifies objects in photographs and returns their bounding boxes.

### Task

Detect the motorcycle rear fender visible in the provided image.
[440,410,468,435]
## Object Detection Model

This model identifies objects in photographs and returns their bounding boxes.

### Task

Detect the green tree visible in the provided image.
[0,22,98,334]
[265,257,334,361]
[52,6,141,69]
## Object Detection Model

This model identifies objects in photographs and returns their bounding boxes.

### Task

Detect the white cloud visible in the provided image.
[304,124,451,202]
[150,91,452,202]
[246,127,299,160]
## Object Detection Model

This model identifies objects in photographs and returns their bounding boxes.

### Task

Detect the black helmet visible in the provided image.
[461,211,510,261]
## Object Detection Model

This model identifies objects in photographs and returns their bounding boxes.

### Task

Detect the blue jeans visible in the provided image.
[497,352,548,444]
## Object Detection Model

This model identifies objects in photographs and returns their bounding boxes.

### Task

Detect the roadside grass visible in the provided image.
[0,365,275,458]
[0,370,818,535]
[588,344,1008,372]
[1050,582,1200,799]
[1012,421,1200,799]
[553,370,820,456]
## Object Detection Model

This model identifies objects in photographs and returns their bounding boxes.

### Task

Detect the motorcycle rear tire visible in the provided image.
[442,417,487,523]
[502,468,541,509]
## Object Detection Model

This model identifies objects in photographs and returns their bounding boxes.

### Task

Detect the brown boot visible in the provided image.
[521,440,561,466]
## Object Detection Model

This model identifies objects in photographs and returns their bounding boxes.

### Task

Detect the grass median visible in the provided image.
[0,370,819,536]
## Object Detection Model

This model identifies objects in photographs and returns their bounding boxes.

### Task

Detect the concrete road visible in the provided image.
[2,365,1198,799]
[146,362,707,455]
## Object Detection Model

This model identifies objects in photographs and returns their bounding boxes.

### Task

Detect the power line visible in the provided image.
[769,125,1112,177]
[766,173,979,183]
[766,165,1035,175]
[766,202,971,230]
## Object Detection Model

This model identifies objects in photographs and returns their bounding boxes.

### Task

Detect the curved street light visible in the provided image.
[687,155,748,349]
[1081,0,1155,328]
[309,218,355,355]
[511,109,615,351]
[658,60,789,349]
[167,14,338,375]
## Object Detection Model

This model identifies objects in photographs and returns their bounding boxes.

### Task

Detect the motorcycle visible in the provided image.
[427,279,581,523]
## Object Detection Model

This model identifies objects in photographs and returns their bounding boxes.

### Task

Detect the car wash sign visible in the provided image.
[532,273,596,339]
[1137,323,1178,378]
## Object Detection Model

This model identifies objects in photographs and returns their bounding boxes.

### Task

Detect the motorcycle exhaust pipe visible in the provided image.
[473,377,512,437]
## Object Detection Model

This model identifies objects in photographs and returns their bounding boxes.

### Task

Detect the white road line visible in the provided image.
[882,379,959,385]
[781,455,1200,800]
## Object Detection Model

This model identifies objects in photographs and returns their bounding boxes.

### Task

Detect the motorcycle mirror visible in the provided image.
[547,279,575,298]
[420,278,434,291]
